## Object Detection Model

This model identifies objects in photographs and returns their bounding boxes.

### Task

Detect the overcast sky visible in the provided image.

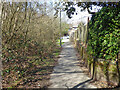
[39,0,102,26]
[60,5,102,26]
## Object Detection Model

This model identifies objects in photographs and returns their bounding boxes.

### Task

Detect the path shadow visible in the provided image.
[70,78,93,89]
[53,71,84,73]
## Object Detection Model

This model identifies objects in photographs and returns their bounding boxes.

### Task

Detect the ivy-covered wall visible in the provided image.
[88,6,120,60]
[69,6,120,87]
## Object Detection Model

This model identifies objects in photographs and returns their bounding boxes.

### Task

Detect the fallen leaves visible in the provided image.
[2,46,61,88]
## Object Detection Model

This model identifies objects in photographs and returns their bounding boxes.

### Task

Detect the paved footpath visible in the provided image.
[49,38,97,89]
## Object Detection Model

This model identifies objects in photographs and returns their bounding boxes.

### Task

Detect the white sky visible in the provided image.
[61,5,102,26]
[39,0,102,26]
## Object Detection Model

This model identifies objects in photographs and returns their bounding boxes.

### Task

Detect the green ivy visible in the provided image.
[88,6,120,61]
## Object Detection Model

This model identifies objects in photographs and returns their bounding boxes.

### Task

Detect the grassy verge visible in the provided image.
[56,38,64,46]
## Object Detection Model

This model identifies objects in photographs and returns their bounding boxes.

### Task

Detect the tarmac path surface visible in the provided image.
[49,37,97,89]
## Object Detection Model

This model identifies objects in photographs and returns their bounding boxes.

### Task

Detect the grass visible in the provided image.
[56,38,64,46]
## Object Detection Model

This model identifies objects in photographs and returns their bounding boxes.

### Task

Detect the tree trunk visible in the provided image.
[92,57,96,80]
[116,59,120,86]
[0,2,2,89]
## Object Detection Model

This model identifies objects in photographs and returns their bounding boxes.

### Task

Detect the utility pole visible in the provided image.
[60,8,62,47]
